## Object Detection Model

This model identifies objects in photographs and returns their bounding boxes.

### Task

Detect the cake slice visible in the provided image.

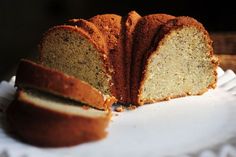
[89,14,127,103]
[123,11,141,103]
[130,14,175,104]
[7,89,111,147]
[15,59,116,110]
[136,16,218,104]
[39,23,114,97]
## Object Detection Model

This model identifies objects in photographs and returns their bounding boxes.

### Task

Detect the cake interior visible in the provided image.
[140,26,216,102]
[41,27,111,95]
[19,89,108,118]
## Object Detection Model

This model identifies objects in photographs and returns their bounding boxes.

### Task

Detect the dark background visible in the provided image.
[0,0,236,80]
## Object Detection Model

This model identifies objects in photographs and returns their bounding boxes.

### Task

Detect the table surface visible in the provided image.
[216,54,236,72]
[211,32,236,72]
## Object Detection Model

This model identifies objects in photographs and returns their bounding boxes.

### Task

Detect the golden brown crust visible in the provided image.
[123,11,141,103]
[16,59,116,110]
[6,91,111,147]
[89,14,127,103]
[138,16,219,105]
[39,25,115,97]
[130,14,175,104]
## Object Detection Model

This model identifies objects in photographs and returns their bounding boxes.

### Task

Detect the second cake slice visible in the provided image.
[15,59,116,110]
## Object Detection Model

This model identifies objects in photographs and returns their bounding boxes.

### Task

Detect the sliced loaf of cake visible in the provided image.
[39,23,114,97]
[89,14,127,103]
[130,14,175,104]
[39,12,218,106]
[136,16,218,104]
[7,89,111,147]
[123,11,141,103]
[15,59,116,110]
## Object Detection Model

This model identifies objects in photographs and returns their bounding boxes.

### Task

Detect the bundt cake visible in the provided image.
[7,10,219,147]
[7,89,111,147]
[15,59,116,110]
[39,11,218,105]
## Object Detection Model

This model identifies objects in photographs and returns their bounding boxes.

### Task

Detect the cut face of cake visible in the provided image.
[137,17,218,105]
[130,14,175,104]
[40,25,113,96]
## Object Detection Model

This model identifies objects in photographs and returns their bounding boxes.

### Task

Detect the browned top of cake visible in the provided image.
[123,11,142,103]
[89,14,127,103]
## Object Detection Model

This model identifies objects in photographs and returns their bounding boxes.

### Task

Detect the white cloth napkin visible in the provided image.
[0,76,16,112]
